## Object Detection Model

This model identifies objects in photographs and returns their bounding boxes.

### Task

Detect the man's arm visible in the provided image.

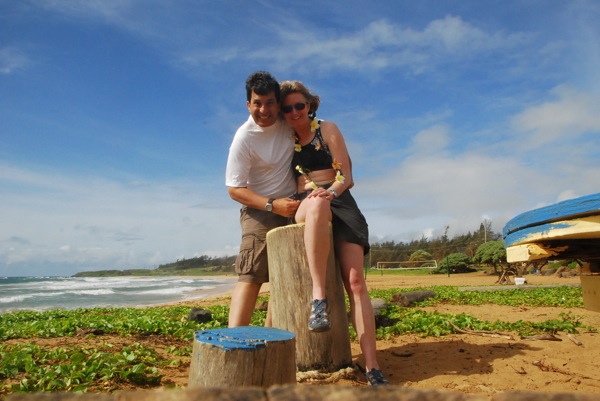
[228,187,299,218]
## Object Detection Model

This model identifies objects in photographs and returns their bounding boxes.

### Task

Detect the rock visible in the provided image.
[255,300,269,311]
[75,328,105,336]
[371,298,388,314]
[391,290,436,307]
[188,308,213,323]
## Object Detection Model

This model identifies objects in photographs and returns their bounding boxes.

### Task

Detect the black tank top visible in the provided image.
[292,121,333,176]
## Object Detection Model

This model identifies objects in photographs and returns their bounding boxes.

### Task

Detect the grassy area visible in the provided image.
[0,285,595,396]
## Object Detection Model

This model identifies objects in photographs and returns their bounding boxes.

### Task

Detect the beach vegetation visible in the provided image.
[369,220,506,271]
[472,240,506,273]
[0,285,595,397]
[434,253,474,274]
[364,285,593,339]
[408,250,433,262]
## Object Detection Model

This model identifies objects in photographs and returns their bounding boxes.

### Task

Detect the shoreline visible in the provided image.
[0,275,242,313]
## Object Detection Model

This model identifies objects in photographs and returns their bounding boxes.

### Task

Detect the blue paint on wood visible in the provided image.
[504,221,574,247]
[195,326,295,351]
[503,192,600,240]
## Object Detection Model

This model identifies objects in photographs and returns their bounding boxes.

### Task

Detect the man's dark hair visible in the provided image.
[245,71,280,102]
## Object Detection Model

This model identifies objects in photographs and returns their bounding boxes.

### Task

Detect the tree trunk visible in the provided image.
[267,223,352,372]
[188,326,296,388]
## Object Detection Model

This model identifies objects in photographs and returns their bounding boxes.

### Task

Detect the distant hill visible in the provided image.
[73,254,237,277]
[157,255,236,271]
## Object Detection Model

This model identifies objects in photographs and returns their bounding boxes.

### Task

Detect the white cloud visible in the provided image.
[410,125,450,155]
[511,86,600,148]
[352,92,600,246]
[0,164,240,276]
[248,16,532,75]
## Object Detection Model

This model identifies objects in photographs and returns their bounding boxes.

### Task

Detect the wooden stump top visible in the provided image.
[194,327,295,350]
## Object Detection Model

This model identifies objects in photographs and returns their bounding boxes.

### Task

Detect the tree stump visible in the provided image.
[188,326,296,388]
[267,223,352,372]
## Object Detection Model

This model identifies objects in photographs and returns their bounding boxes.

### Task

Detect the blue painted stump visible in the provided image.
[188,326,296,388]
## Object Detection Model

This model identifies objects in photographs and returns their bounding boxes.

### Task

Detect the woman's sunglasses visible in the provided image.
[282,102,307,114]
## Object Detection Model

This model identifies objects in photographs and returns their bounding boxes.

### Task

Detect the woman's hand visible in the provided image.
[307,187,335,201]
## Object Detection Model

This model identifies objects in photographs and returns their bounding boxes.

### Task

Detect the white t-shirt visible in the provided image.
[226,116,296,198]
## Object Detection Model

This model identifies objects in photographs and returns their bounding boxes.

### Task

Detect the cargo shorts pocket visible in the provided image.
[235,234,256,275]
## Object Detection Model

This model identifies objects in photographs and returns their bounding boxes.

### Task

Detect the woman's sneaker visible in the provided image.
[366,368,389,385]
[308,298,331,332]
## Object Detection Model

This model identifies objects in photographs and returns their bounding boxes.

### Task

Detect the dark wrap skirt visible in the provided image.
[330,190,370,255]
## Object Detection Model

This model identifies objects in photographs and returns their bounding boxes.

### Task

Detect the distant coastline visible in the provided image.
[72,255,237,278]
[72,268,236,278]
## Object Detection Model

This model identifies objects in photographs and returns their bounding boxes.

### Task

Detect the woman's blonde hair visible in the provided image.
[280,80,320,116]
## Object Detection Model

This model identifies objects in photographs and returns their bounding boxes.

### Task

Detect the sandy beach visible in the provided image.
[175,271,600,396]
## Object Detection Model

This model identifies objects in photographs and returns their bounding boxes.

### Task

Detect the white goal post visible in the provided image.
[373,260,438,270]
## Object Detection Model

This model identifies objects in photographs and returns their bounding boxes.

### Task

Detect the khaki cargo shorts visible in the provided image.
[235,207,289,284]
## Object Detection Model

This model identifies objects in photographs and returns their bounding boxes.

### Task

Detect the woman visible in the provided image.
[280,80,388,386]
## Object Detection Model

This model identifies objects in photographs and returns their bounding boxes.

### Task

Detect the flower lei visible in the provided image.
[294,118,345,190]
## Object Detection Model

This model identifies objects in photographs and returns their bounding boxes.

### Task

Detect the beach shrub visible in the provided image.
[433,253,474,274]
[472,240,506,273]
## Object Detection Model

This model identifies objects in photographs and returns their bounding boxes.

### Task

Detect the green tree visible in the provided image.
[437,252,473,274]
[409,250,433,266]
[473,240,506,273]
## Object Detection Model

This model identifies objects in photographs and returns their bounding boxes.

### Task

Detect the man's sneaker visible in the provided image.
[366,368,389,385]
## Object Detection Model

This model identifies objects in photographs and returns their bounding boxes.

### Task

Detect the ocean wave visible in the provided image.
[136,286,200,296]
[0,291,64,303]
[0,294,36,303]
[0,276,235,311]
[39,278,137,291]
[69,289,115,296]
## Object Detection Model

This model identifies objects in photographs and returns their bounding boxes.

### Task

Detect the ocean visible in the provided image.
[0,276,238,313]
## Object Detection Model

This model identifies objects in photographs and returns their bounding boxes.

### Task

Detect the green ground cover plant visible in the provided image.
[0,285,595,397]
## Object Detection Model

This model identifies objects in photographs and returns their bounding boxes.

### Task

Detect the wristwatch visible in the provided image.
[265,198,275,212]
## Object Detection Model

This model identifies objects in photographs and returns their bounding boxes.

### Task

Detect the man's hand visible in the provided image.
[273,197,300,218]
[228,187,299,217]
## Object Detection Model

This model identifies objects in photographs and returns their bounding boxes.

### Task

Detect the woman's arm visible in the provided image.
[319,121,353,196]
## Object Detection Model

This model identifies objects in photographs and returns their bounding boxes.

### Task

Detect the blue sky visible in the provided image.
[2,0,599,277]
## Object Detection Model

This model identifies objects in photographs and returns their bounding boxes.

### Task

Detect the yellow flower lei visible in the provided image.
[294,119,345,190]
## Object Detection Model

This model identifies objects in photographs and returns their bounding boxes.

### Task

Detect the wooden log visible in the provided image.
[391,290,436,306]
[267,223,352,372]
[188,327,296,388]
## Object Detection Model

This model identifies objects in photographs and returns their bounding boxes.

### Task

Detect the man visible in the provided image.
[225,71,300,327]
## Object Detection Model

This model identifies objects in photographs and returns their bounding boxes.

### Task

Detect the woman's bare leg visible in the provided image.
[294,196,332,300]
[335,240,380,371]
